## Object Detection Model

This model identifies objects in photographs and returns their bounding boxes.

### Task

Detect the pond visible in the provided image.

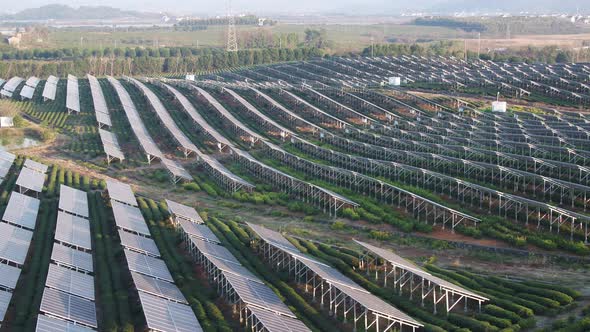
[0,136,40,150]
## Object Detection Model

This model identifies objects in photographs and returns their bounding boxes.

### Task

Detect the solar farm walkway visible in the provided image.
[107,76,191,183]
[0,156,41,326]
[354,240,488,314]
[106,180,203,331]
[167,200,310,332]
[87,74,124,164]
[247,223,423,332]
[36,185,97,330]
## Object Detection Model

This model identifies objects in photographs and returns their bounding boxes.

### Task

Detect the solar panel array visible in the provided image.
[127,78,198,157]
[107,77,191,183]
[0,164,41,325]
[0,77,24,98]
[247,222,423,330]
[65,75,80,113]
[0,151,15,180]
[168,200,309,332]
[38,184,97,330]
[106,180,202,331]
[42,76,58,101]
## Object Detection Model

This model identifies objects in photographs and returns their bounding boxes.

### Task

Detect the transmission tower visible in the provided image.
[226,0,238,52]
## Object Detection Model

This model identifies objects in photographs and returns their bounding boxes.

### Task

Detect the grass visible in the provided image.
[26,24,469,54]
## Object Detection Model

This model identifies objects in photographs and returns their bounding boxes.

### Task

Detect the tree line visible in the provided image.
[361,42,589,64]
[0,47,324,77]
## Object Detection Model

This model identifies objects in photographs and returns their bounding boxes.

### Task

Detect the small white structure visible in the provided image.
[0,117,14,128]
[388,77,401,86]
[492,101,507,113]
[185,74,196,81]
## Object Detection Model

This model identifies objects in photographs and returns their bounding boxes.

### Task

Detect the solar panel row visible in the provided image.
[66,75,80,113]
[42,76,59,101]
[107,77,190,183]
[0,163,43,325]
[247,223,422,330]
[0,151,15,181]
[106,180,203,331]
[40,185,97,330]
[168,200,310,332]
[1,77,24,94]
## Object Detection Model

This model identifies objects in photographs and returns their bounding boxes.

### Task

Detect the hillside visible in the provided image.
[0,4,160,20]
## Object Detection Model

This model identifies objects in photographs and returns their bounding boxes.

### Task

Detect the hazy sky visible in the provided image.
[3,0,438,15]
[3,0,588,15]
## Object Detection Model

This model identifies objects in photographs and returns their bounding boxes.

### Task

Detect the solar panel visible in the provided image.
[55,212,91,251]
[2,192,40,230]
[166,200,202,223]
[123,249,173,282]
[51,243,93,273]
[246,223,300,252]
[190,237,239,264]
[131,271,186,304]
[59,185,89,218]
[20,85,35,99]
[178,219,219,243]
[0,151,15,163]
[45,264,95,301]
[40,287,97,328]
[138,291,203,332]
[35,314,96,332]
[24,159,49,173]
[0,222,33,265]
[118,229,160,257]
[42,80,57,101]
[0,90,13,98]
[111,200,150,236]
[0,289,11,323]
[224,273,293,317]
[205,255,259,281]
[66,75,80,113]
[46,76,59,85]
[0,263,21,290]
[354,240,487,301]
[0,159,13,180]
[16,167,45,193]
[248,305,311,332]
[26,76,40,88]
[2,77,24,92]
[106,180,137,206]
[161,158,192,181]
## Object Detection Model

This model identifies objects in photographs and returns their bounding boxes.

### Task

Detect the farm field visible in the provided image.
[1,53,590,331]
[25,24,471,53]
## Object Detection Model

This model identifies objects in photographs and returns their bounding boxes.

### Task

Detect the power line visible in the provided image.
[226,0,238,52]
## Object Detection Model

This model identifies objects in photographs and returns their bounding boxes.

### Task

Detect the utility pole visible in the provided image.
[226,0,238,52]
[477,32,481,59]
[370,36,374,57]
